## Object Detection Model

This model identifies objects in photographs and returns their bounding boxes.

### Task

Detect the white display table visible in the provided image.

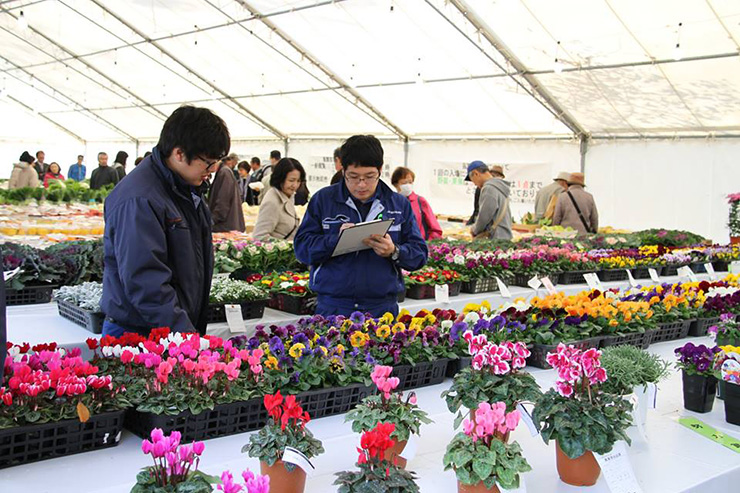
[0,338,738,492]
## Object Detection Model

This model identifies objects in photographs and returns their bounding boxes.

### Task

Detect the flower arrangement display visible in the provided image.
[345,365,432,466]
[708,313,740,346]
[533,344,632,486]
[53,281,103,312]
[443,332,541,429]
[254,271,312,297]
[88,329,265,417]
[728,193,740,239]
[404,268,461,286]
[244,392,323,493]
[620,283,701,323]
[427,243,512,283]
[209,277,268,304]
[0,343,128,429]
[443,402,531,492]
[334,422,419,493]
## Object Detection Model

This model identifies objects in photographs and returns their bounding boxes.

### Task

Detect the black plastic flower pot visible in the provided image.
[681,371,717,414]
[724,381,740,425]
[206,299,268,324]
[712,261,729,272]
[406,282,461,300]
[718,379,726,400]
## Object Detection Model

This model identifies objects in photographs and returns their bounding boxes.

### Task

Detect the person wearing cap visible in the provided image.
[552,172,598,236]
[534,172,570,221]
[466,161,513,240]
[9,151,40,189]
[208,152,246,232]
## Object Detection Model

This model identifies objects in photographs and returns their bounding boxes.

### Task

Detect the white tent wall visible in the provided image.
[405,140,582,221]
[585,138,740,244]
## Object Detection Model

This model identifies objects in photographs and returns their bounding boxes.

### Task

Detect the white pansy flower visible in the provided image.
[280,282,292,289]
[464,312,480,324]
[297,280,308,286]
[441,320,453,330]
[454,255,465,265]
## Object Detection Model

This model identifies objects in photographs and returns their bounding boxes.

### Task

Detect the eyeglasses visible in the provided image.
[196,156,220,171]
[345,174,380,185]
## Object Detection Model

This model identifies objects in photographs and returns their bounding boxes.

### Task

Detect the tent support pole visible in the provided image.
[404,139,409,167]
[580,136,588,173]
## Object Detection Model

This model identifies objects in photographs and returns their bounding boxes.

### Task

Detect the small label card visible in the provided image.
[594,442,643,493]
[283,447,316,475]
[704,263,717,281]
[527,276,542,291]
[626,270,639,288]
[731,261,740,274]
[541,276,557,295]
[496,276,512,298]
[516,403,539,437]
[435,284,450,303]
[647,383,658,409]
[225,304,246,333]
[648,268,661,284]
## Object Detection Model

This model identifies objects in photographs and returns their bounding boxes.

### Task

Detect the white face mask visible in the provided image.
[399,183,413,197]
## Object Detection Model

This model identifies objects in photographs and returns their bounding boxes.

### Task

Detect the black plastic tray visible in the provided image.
[0,410,125,469]
[393,359,449,391]
[597,270,628,283]
[268,294,317,315]
[558,271,595,285]
[6,285,55,306]
[406,282,462,300]
[461,278,498,294]
[651,320,691,344]
[56,299,105,334]
[601,331,652,350]
[296,384,374,420]
[206,299,268,324]
[689,316,721,337]
[445,357,472,378]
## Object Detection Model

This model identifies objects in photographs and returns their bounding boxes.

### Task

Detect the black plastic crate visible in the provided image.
[558,271,596,285]
[406,282,462,300]
[689,316,721,337]
[461,278,498,294]
[661,265,688,278]
[601,331,651,350]
[526,337,602,370]
[56,299,105,334]
[651,320,692,344]
[512,273,559,288]
[393,359,449,391]
[445,357,472,378]
[631,267,653,280]
[125,398,267,442]
[296,384,374,420]
[597,270,628,283]
[268,294,317,315]
[690,263,707,274]
[0,410,125,469]
[206,299,268,324]
[5,285,55,306]
[712,261,729,272]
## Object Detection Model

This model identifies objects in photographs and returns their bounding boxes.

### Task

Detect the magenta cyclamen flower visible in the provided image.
[462,402,520,443]
[371,365,400,399]
[546,344,608,398]
[463,331,530,374]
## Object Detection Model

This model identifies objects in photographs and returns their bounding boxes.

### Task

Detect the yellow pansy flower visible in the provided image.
[265,356,278,370]
[289,343,305,359]
[376,325,391,339]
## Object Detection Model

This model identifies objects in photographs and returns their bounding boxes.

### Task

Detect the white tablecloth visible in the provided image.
[1,338,738,492]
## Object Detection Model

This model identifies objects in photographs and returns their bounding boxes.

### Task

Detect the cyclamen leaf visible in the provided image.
[472,459,493,481]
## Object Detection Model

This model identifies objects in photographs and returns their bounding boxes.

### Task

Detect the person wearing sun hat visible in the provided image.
[466,160,512,240]
[534,171,570,221]
[553,172,598,236]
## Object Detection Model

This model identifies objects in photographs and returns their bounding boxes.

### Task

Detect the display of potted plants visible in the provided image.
[708,313,740,347]
[443,401,531,493]
[600,345,670,429]
[243,391,324,493]
[345,365,432,468]
[533,344,632,486]
[404,268,462,299]
[443,332,541,431]
[53,281,105,333]
[256,271,316,315]
[716,345,740,425]
[208,277,269,323]
[334,422,419,493]
[727,193,740,244]
[675,342,721,413]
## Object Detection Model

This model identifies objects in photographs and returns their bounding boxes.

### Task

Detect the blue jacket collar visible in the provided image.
[151,147,200,203]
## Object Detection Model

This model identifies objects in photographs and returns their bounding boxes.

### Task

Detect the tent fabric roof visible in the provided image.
[0,0,738,142]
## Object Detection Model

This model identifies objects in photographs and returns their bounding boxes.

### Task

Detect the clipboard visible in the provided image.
[332,219,394,257]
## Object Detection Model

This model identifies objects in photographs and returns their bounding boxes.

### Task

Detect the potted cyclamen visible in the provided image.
[345,365,432,468]
[132,428,270,493]
[244,392,324,493]
[533,344,632,487]
[443,402,531,493]
[600,345,670,429]
[334,422,420,493]
[675,342,720,413]
[443,331,541,431]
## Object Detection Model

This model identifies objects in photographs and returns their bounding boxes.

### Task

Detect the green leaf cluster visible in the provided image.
[600,345,670,395]
[334,465,419,493]
[243,421,324,473]
[345,394,432,442]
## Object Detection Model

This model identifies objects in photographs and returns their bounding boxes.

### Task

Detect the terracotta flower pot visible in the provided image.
[260,459,306,493]
[555,442,601,486]
[458,480,501,493]
[384,440,408,469]
[731,237,740,245]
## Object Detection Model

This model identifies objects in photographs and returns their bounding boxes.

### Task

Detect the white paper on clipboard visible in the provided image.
[332,219,394,257]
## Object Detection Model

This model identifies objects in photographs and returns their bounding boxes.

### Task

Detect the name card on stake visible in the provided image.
[594,442,643,493]
[541,276,557,295]
[496,277,512,298]
[225,304,246,333]
[435,284,450,303]
[283,447,316,476]
[527,276,542,291]
[626,269,638,288]
[648,268,661,284]
[704,263,717,281]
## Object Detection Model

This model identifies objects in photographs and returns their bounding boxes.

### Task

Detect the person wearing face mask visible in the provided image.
[391,167,443,241]
[253,158,304,241]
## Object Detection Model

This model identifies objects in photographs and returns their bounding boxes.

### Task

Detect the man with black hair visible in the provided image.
[294,135,428,317]
[101,105,230,336]
[34,150,46,180]
[90,152,119,190]
[330,147,343,185]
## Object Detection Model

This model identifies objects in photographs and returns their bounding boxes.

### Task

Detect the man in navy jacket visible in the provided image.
[294,135,428,317]
[101,106,230,336]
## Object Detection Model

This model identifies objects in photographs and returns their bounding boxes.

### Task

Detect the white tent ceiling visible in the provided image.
[0,0,739,143]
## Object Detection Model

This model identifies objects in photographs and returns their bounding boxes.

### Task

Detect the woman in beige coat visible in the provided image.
[9,151,40,189]
[253,158,304,241]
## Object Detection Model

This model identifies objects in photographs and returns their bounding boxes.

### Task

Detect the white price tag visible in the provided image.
[496,277,512,298]
[594,442,643,493]
[648,268,661,284]
[704,263,717,281]
[677,266,692,281]
[517,403,539,437]
[584,273,600,291]
[527,276,542,291]
[435,284,450,303]
[224,304,246,333]
[647,383,657,409]
[282,447,315,476]
[3,267,21,282]
[731,261,740,274]
[541,276,557,295]
[400,433,418,461]
[626,270,638,288]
